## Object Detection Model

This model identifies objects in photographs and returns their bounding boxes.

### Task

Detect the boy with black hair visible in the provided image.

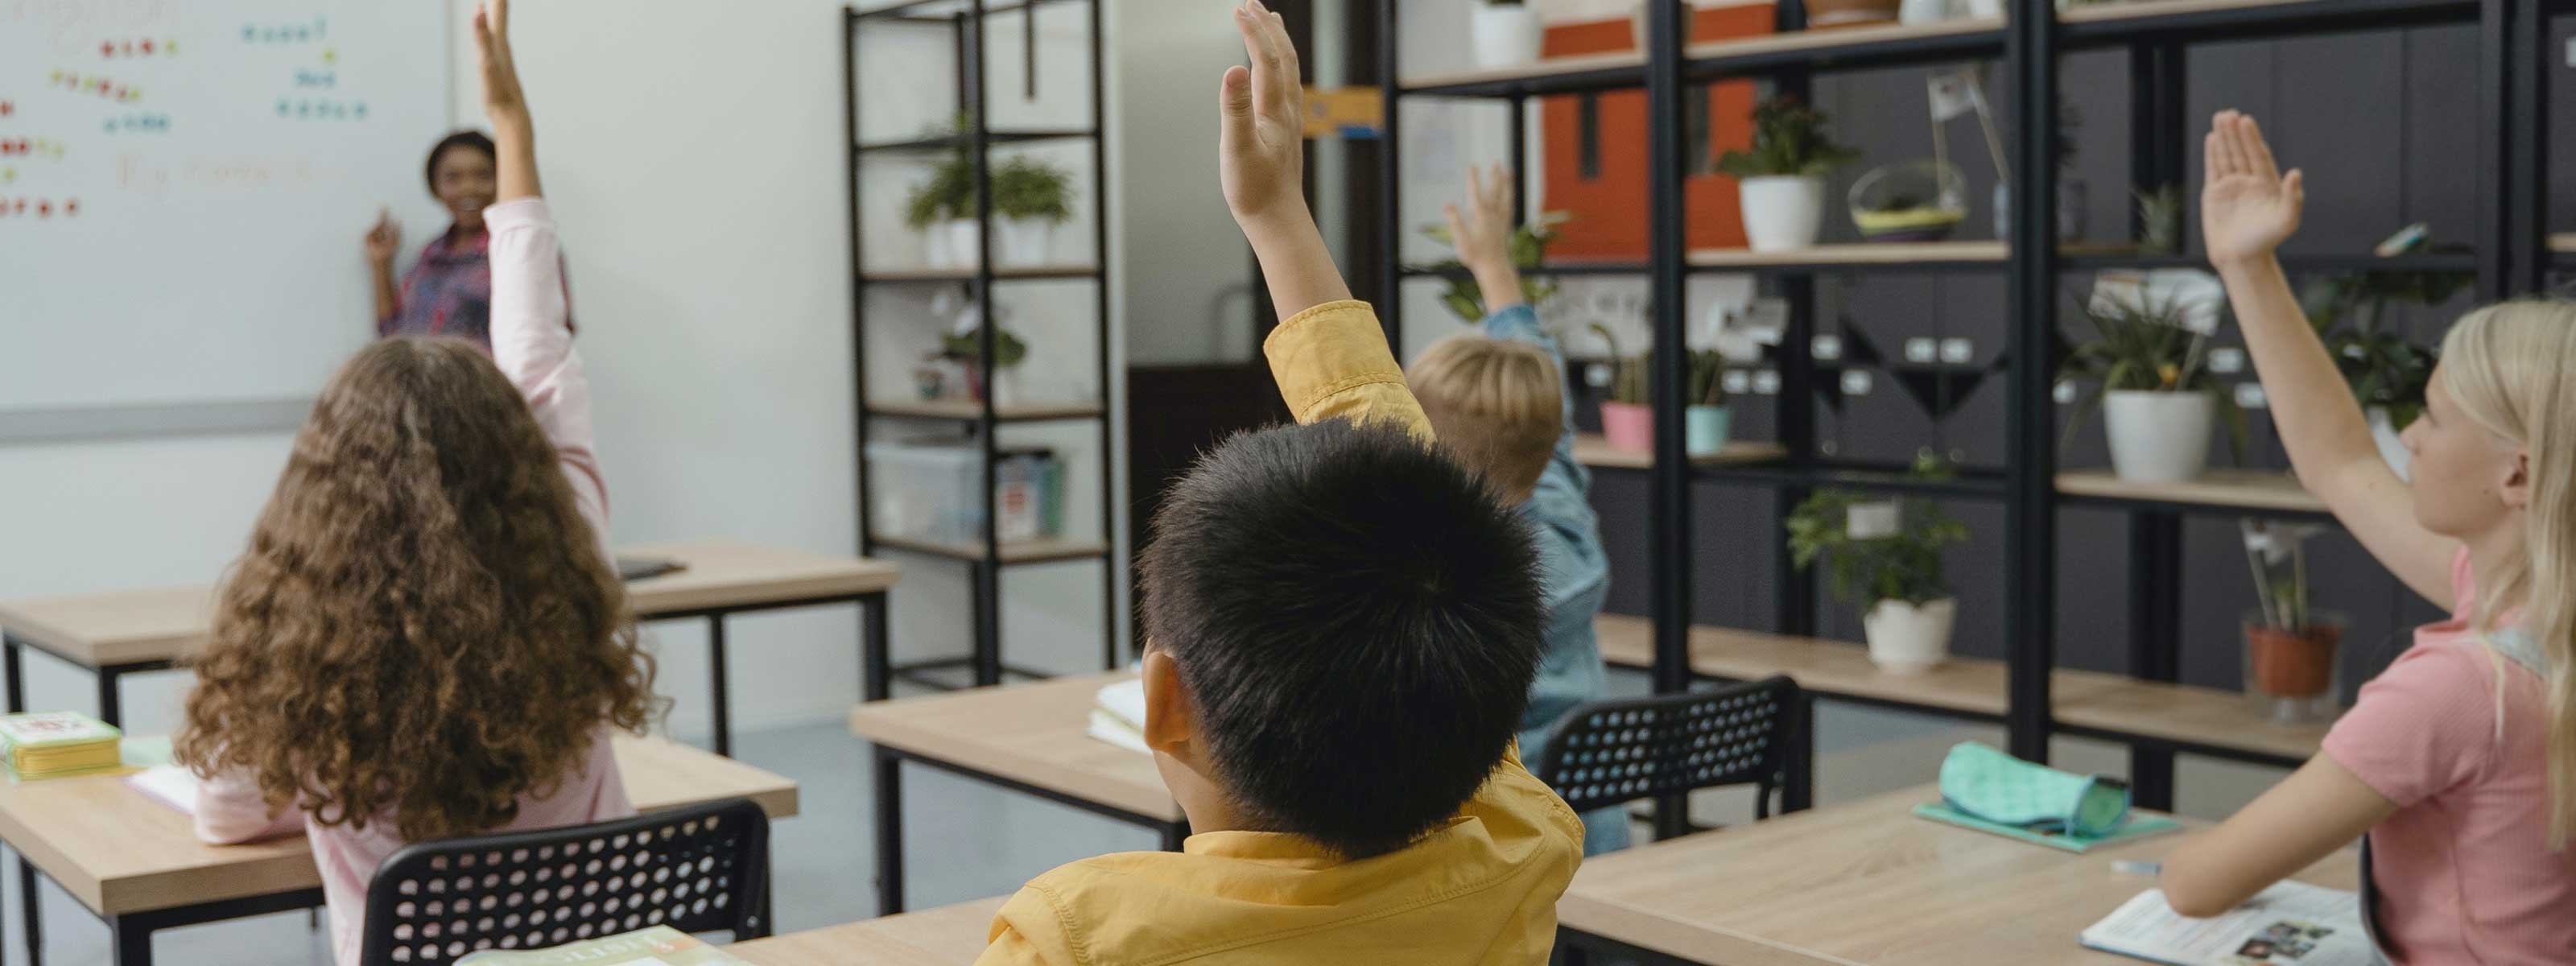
[971,2,1583,962]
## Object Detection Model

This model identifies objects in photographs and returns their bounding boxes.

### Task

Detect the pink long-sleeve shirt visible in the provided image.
[194,197,634,966]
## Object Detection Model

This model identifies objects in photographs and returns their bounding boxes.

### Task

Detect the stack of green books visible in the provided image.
[456,926,750,964]
[0,712,123,779]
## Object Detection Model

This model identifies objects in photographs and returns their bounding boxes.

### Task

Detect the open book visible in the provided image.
[1087,679,1149,754]
[2083,881,2373,965]
[457,925,749,964]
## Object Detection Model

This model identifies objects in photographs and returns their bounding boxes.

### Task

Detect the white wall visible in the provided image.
[1113,2,1258,366]
[0,0,1137,741]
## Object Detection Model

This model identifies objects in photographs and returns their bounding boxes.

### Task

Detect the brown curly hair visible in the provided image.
[176,336,663,843]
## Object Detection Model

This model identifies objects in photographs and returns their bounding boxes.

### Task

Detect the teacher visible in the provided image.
[365,130,498,343]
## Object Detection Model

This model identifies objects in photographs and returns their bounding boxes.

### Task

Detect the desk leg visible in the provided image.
[4,638,23,966]
[3,637,23,715]
[873,745,906,916]
[97,668,123,730]
[1781,694,1815,814]
[708,616,732,758]
[17,861,36,966]
[861,593,890,703]
[1159,819,1189,852]
[108,917,151,966]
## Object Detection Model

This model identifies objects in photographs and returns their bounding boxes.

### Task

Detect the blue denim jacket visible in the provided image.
[1480,305,1624,852]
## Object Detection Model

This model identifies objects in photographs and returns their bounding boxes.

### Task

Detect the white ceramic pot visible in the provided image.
[1738,175,1826,253]
[1470,5,1545,70]
[1863,597,1955,675]
[1899,0,1956,24]
[927,218,981,270]
[997,217,1056,267]
[2103,390,2214,483]
[1963,0,2004,16]
[2368,407,2413,482]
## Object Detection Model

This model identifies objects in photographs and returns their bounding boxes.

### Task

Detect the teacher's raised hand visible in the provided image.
[473,0,539,202]
[364,208,400,268]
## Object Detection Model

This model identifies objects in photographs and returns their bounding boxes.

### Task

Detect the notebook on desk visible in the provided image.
[616,556,685,582]
[2082,881,2372,965]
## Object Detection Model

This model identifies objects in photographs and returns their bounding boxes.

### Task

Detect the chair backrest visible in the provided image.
[358,797,770,964]
[1533,675,1802,819]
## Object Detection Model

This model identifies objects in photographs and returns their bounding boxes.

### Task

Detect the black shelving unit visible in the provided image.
[1377,0,2545,831]
[845,0,1117,700]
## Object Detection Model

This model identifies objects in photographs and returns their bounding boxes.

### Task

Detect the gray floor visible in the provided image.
[3,669,2284,964]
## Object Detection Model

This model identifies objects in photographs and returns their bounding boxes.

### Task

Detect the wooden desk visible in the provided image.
[729,897,1005,965]
[0,736,794,966]
[0,539,900,755]
[848,671,1186,915]
[1557,785,2359,965]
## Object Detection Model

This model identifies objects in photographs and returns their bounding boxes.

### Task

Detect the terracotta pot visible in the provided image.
[2246,622,2340,699]
[1804,0,1903,28]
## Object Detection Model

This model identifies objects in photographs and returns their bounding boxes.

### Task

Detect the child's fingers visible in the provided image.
[1219,64,1254,146]
[2211,110,2245,176]
[1442,204,1469,250]
[1486,163,1511,213]
[2238,114,2278,180]
[488,0,509,41]
[1232,3,1268,103]
[1465,165,1485,213]
[2203,130,2223,180]
[2282,168,2304,208]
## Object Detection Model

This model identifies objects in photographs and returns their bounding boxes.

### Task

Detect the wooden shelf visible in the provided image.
[861,264,1099,283]
[1688,241,2007,269]
[1685,16,2005,72]
[1597,614,2324,764]
[2058,0,2476,45]
[2549,232,2576,254]
[1397,50,1645,97]
[867,398,1104,422]
[1572,435,1786,471]
[2056,469,2329,515]
[870,535,1108,565]
[2061,0,2320,23]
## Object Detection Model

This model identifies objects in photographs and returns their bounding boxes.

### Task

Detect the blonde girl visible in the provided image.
[2159,110,2575,964]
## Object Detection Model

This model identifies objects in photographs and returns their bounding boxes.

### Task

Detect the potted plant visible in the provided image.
[1717,96,1861,253]
[906,147,977,270]
[2301,251,2467,480]
[1420,212,1571,323]
[1470,0,1543,70]
[993,156,1075,268]
[1589,323,1653,453]
[1785,453,1971,675]
[939,325,1029,406]
[1686,349,1732,456]
[2058,279,2246,483]
[2239,520,2342,724]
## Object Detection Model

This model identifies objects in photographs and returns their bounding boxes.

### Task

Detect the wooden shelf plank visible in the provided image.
[867,398,1104,422]
[2060,0,2339,23]
[1572,435,1788,471]
[1398,50,1645,93]
[2549,232,2576,254]
[861,264,1100,283]
[1688,241,2008,268]
[1683,16,2005,62]
[872,534,1108,565]
[2056,469,2328,514]
[2055,668,2330,762]
[1599,614,2326,762]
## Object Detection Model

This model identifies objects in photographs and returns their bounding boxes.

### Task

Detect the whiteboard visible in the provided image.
[0,0,453,412]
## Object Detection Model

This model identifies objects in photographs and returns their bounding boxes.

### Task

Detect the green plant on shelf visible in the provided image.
[994,156,1075,223]
[2300,240,2469,428]
[2055,287,2248,461]
[1419,212,1571,323]
[1587,322,1651,406]
[904,149,975,230]
[2133,184,2183,254]
[940,327,1028,369]
[1784,452,1970,610]
[1715,95,1860,180]
[2240,518,2327,634]
[1687,349,1730,407]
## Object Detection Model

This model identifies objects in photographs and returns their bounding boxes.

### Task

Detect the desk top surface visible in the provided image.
[729,897,1005,965]
[0,735,797,917]
[0,540,898,667]
[1558,784,2360,966]
[848,671,1181,824]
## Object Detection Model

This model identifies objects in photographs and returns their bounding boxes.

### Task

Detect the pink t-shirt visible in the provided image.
[193,197,627,966]
[2320,550,2573,964]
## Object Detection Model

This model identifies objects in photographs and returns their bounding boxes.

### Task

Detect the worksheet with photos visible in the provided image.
[2081,881,2375,966]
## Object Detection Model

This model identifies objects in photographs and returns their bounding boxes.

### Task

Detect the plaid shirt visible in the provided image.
[381,229,493,343]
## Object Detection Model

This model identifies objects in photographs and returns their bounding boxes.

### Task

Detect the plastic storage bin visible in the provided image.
[867,439,1064,544]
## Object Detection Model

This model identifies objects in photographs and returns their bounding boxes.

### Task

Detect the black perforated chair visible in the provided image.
[357,798,771,964]
[1532,675,1806,830]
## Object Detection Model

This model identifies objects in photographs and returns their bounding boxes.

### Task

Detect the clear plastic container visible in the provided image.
[867,440,1063,543]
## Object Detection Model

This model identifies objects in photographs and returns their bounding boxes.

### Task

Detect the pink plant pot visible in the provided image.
[1600,401,1654,453]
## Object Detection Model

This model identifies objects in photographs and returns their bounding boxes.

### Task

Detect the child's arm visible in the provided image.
[474,0,606,540]
[2157,753,2392,916]
[1221,1,1429,438]
[2202,111,2451,604]
[192,768,303,844]
[1445,163,1579,463]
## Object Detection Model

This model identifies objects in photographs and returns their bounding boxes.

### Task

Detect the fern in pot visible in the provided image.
[1785,454,1971,675]
[2058,274,2246,484]
[906,147,978,270]
[993,156,1075,268]
[1588,323,1653,454]
[1716,95,1860,252]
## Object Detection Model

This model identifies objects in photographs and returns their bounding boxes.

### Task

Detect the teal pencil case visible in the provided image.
[1937,741,2132,838]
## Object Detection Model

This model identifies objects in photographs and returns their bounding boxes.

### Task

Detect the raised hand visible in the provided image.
[2201,109,2302,269]
[364,208,400,266]
[473,0,526,125]
[1217,0,1307,233]
[1442,164,1525,313]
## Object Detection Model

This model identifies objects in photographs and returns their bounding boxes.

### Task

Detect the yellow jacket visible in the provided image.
[972,300,1584,964]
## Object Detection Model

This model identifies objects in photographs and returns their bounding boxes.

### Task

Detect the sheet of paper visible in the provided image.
[126,764,198,815]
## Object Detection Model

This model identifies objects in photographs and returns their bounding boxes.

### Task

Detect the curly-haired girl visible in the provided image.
[174,5,659,963]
